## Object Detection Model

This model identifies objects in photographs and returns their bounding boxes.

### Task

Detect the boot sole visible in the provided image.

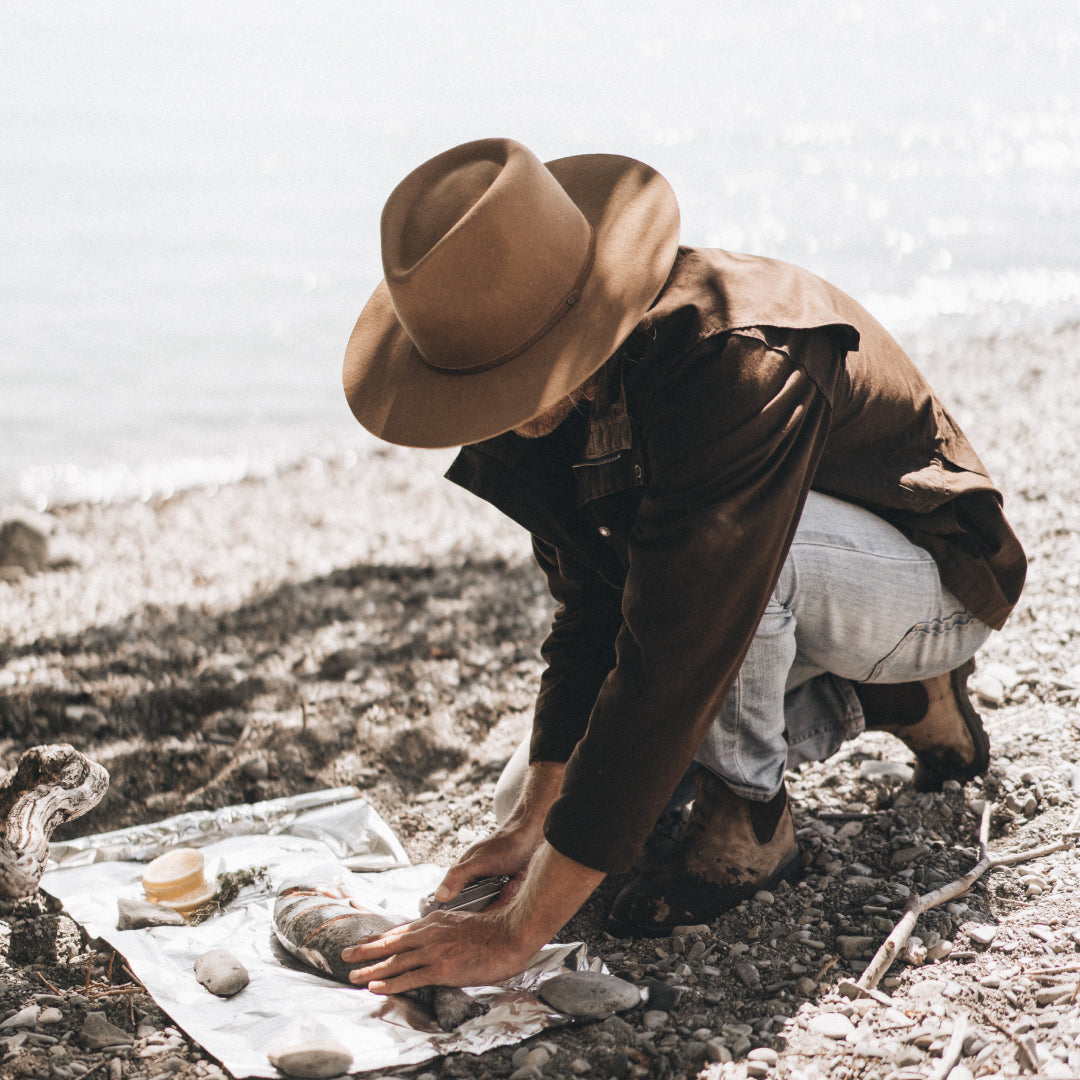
[606,847,803,938]
[913,658,991,791]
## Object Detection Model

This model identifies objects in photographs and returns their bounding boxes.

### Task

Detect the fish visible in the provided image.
[272,884,485,1031]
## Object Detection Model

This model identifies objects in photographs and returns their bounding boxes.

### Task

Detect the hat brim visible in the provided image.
[343,153,680,448]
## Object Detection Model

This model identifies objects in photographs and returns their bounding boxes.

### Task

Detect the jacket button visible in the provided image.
[597,526,612,538]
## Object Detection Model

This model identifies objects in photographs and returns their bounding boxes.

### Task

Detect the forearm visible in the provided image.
[506,839,605,950]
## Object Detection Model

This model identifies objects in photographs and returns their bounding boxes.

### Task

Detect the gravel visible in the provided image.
[4,323,1080,1078]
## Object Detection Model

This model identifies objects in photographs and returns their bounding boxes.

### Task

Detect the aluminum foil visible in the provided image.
[40,791,599,1078]
[46,786,408,871]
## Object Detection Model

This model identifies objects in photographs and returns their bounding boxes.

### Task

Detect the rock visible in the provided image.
[706,1039,732,1063]
[836,935,875,960]
[0,519,49,573]
[640,978,683,1012]
[538,971,642,1019]
[117,898,186,930]
[796,976,818,996]
[193,950,250,997]
[859,761,915,783]
[37,1007,63,1024]
[267,1040,353,1079]
[642,1010,668,1030]
[968,924,997,946]
[808,1012,856,1040]
[0,1005,40,1029]
[926,940,954,961]
[80,1012,133,1049]
[734,961,761,989]
[671,923,711,938]
[748,1047,779,1066]
[1035,984,1076,1006]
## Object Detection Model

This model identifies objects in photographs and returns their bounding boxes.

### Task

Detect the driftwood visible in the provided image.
[854,801,1077,994]
[0,744,109,898]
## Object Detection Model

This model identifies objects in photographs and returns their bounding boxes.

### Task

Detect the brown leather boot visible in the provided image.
[857,658,989,791]
[607,770,800,937]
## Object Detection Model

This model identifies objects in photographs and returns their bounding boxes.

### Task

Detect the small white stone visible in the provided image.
[267,1040,353,1079]
[968,924,997,946]
[859,761,915,783]
[37,1007,64,1024]
[809,1013,857,1040]
[748,1047,779,1065]
[193,949,249,998]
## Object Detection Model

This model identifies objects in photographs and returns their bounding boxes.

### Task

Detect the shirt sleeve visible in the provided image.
[542,329,842,874]
[528,536,625,763]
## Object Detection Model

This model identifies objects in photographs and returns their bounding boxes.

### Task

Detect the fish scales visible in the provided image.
[273,885,484,1031]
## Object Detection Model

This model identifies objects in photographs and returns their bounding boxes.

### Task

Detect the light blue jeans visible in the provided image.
[694,490,992,800]
[494,491,992,822]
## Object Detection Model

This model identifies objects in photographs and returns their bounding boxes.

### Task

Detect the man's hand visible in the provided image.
[342,841,604,992]
[433,760,565,907]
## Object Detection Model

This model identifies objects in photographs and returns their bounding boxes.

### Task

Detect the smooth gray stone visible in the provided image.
[193,949,250,997]
[538,971,642,1019]
[80,1012,133,1049]
[116,897,185,930]
[268,1040,354,1078]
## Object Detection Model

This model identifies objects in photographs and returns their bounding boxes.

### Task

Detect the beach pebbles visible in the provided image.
[267,1040,354,1078]
[538,971,642,1019]
[116,897,185,930]
[193,949,250,997]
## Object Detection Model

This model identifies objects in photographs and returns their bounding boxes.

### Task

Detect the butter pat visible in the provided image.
[142,848,216,914]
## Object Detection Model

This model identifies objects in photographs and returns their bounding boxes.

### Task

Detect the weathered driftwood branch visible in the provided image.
[854,802,1076,993]
[926,1013,969,1080]
[0,744,109,898]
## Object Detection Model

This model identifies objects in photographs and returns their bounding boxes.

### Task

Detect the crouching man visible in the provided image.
[337,138,1026,992]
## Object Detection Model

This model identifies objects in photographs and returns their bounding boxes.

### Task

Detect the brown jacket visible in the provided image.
[447,247,1026,874]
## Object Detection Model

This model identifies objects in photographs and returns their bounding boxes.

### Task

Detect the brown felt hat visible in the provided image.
[343,137,680,448]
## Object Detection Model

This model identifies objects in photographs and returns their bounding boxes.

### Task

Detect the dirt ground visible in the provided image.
[2,323,1080,1080]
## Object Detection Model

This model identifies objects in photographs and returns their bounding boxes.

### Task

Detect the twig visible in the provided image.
[926,1014,968,1080]
[814,955,839,981]
[857,802,1077,993]
[35,971,63,994]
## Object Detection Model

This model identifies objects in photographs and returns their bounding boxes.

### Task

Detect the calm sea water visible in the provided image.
[2,1,1078,506]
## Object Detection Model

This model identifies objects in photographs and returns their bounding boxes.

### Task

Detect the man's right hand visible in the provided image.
[433,760,565,907]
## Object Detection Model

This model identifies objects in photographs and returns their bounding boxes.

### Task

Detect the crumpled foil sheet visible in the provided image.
[47,786,409,871]
[40,791,599,1078]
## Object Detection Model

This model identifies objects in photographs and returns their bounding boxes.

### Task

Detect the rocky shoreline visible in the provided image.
[3,322,1080,1080]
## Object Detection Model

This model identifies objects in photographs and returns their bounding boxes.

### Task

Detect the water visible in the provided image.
[2,1,1078,506]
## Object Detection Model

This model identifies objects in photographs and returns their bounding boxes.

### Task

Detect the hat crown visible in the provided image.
[380,138,595,372]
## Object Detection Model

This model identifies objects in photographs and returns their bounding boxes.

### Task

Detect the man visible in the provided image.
[338,138,1026,994]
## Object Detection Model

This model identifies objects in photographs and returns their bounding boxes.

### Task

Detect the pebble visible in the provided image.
[809,1013,856,1040]
[748,1047,779,1066]
[267,1040,353,1079]
[968,924,997,946]
[116,898,186,931]
[859,761,915,783]
[37,1008,64,1024]
[538,972,642,1019]
[80,1012,133,1050]
[734,961,761,990]
[836,935,875,960]
[641,1010,668,1030]
[193,950,250,997]
[0,1005,40,1030]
